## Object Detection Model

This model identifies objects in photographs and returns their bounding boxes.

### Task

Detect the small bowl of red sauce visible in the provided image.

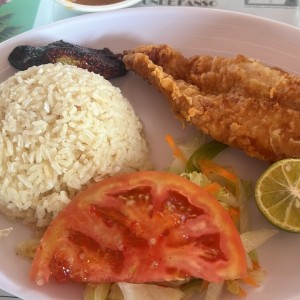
[54,0,142,12]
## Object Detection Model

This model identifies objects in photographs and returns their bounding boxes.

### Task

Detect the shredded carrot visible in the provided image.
[202,182,222,196]
[249,251,261,270]
[199,280,209,292]
[165,134,187,163]
[197,159,240,196]
[198,159,238,183]
[241,274,259,287]
[238,287,247,298]
[251,259,261,271]
[228,207,240,224]
[226,280,247,298]
[228,206,240,217]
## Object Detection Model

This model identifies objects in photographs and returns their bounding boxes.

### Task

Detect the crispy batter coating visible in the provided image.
[8,40,127,80]
[123,44,300,162]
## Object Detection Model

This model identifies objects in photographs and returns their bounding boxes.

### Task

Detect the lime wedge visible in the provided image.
[255,158,300,233]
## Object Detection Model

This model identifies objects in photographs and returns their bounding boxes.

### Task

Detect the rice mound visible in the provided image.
[0,63,152,227]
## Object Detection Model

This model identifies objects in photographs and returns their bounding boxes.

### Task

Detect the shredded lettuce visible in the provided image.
[118,283,184,300]
[81,139,278,300]
[184,167,252,233]
[108,283,124,300]
[236,179,251,233]
[225,280,245,297]
[182,171,211,187]
[203,282,224,300]
[83,283,185,300]
[182,171,239,208]
[241,229,278,253]
[179,279,202,300]
[84,283,112,300]
[247,268,267,285]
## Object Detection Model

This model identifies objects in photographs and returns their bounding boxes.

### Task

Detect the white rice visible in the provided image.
[0,63,152,227]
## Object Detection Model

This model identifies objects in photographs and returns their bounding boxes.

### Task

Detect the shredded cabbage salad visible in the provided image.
[82,136,277,300]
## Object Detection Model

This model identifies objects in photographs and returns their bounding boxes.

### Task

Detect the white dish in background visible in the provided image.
[53,0,142,12]
[1,6,300,300]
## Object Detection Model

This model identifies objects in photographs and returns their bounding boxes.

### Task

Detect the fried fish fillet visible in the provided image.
[123,45,300,162]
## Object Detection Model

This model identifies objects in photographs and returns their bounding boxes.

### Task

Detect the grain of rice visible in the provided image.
[0,63,152,227]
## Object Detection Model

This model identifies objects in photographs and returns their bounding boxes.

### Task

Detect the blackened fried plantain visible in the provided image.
[8,40,127,79]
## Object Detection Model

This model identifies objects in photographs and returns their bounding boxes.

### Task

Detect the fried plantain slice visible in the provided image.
[8,40,127,79]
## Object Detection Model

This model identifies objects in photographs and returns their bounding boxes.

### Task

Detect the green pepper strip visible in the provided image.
[185,140,228,173]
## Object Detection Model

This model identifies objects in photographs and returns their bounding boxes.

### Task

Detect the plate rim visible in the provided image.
[1,6,300,48]
[1,6,300,300]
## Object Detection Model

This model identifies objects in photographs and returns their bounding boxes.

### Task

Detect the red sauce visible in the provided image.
[71,0,122,5]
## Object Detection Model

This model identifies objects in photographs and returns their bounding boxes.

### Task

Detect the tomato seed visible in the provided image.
[149,238,157,245]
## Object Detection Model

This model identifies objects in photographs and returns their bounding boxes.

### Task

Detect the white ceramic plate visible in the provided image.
[1,7,300,300]
[54,0,142,12]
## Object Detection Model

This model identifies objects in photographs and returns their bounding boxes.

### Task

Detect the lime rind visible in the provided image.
[255,158,300,233]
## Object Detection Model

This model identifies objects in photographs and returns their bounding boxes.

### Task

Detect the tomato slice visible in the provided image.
[30,171,247,285]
